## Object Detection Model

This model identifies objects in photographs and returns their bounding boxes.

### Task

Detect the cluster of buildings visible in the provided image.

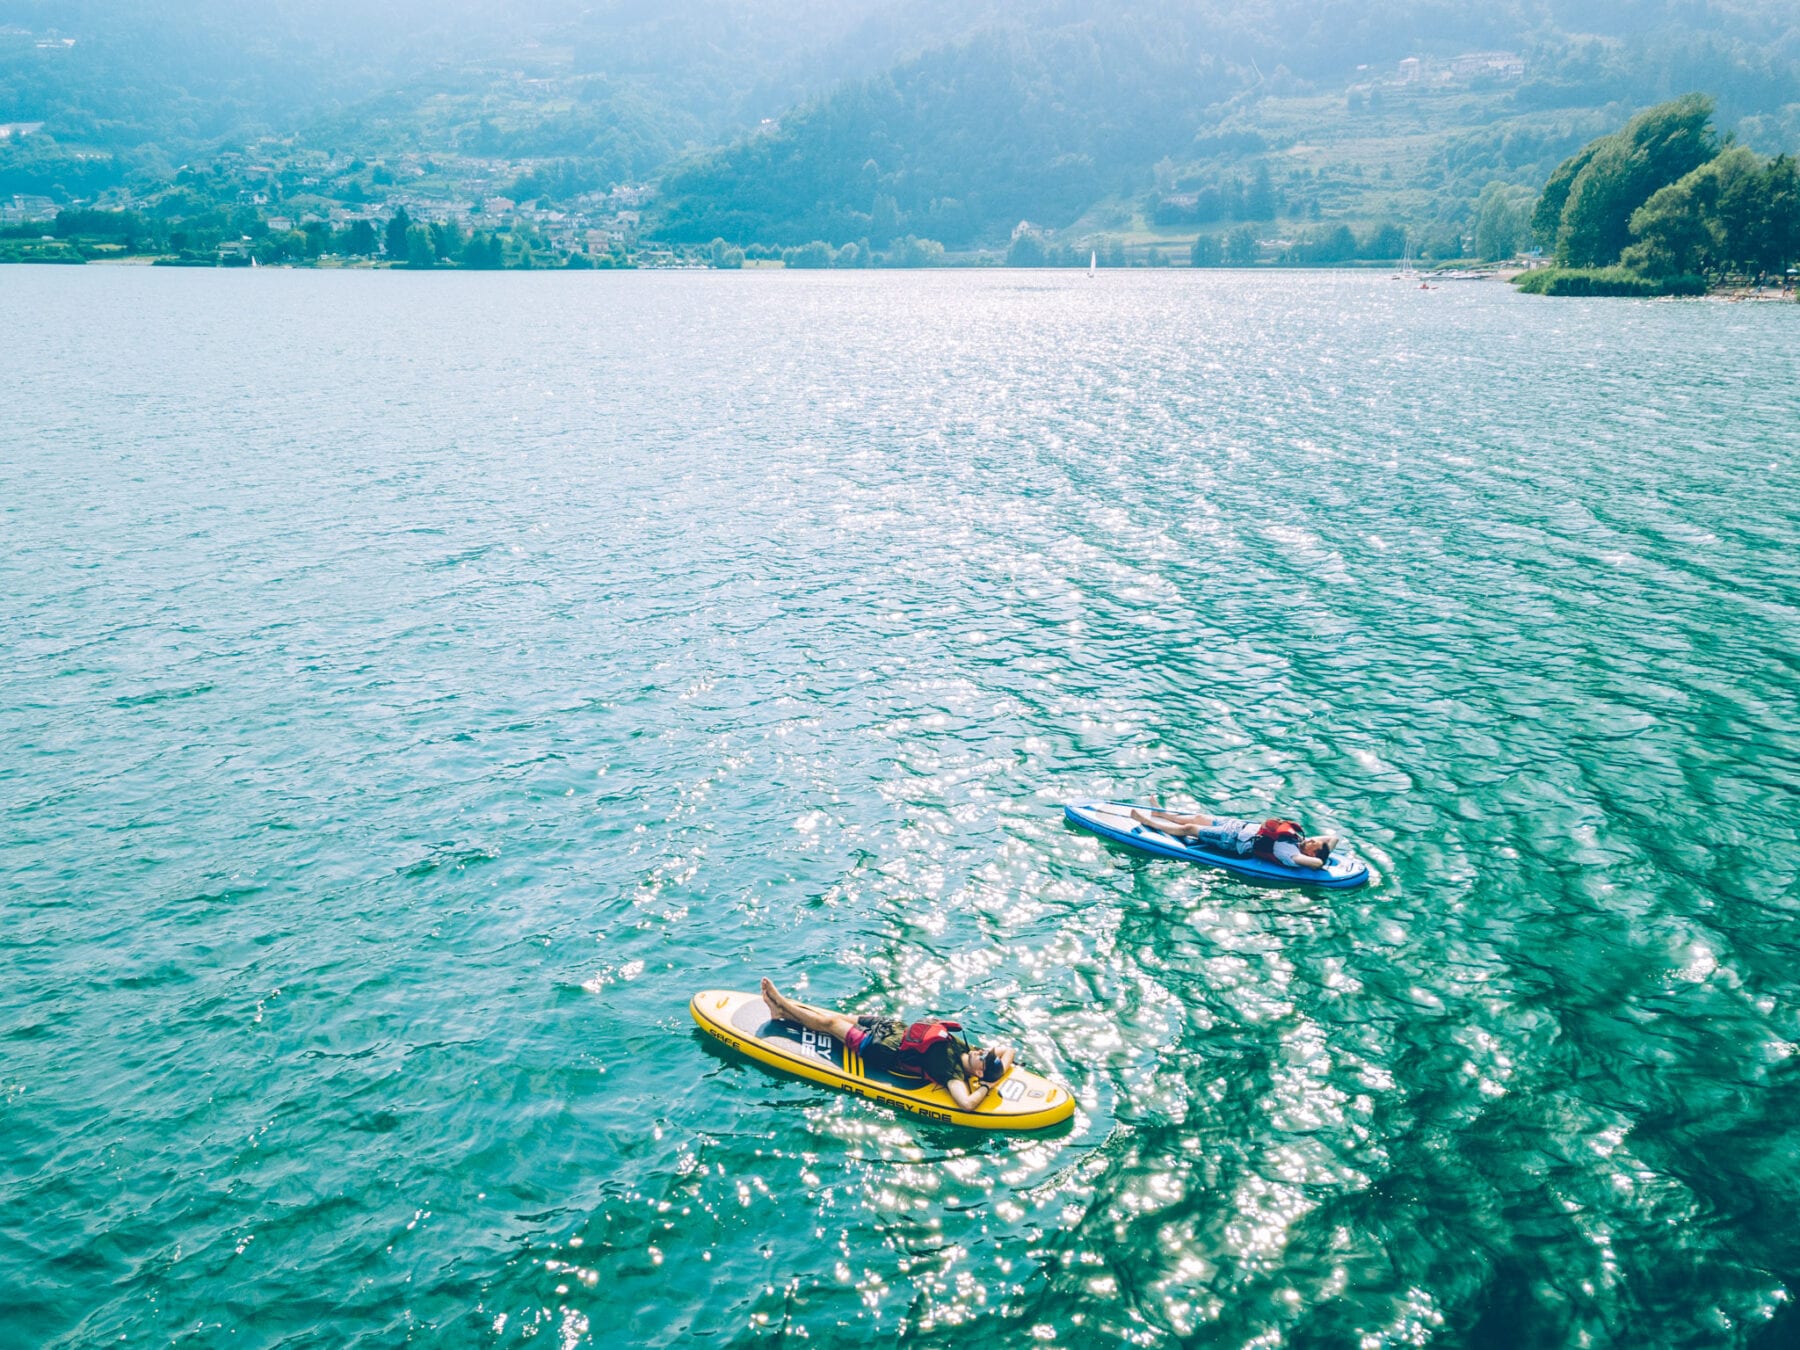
[0,23,76,49]
[19,135,656,260]
[227,143,655,254]
[347,188,646,256]
[1394,51,1526,86]
[1,193,58,225]
[1341,50,1526,109]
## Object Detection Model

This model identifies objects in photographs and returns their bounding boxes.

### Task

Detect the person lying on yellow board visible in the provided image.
[759,978,1014,1112]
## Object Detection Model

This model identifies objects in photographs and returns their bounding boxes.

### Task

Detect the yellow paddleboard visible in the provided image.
[690,990,1076,1131]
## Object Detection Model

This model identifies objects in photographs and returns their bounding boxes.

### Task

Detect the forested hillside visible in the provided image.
[651,0,1800,249]
[654,22,1231,247]
[0,0,918,195]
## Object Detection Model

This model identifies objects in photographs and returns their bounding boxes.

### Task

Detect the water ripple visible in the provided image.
[2,269,1798,1347]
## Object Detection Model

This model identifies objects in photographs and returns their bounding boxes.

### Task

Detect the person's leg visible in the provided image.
[760,978,857,1040]
[1190,816,1252,851]
[1131,809,1196,836]
[1131,808,1212,837]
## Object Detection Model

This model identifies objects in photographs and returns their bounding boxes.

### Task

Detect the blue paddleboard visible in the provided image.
[1063,801,1370,888]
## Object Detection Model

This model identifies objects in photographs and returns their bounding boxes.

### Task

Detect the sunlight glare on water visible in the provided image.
[2,268,1798,1348]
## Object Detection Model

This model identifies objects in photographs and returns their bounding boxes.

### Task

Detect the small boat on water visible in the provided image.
[1089,250,1097,277]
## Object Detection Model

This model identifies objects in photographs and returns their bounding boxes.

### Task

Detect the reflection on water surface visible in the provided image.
[2,269,1797,1347]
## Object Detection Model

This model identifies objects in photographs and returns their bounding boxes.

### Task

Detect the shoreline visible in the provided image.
[5,256,1795,299]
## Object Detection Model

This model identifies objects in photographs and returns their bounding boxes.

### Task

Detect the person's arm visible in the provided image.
[946,1077,992,1110]
[1273,841,1324,870]
[948,1046,1018,1109]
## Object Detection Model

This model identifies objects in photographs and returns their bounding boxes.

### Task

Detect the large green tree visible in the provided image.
[1549,94,1718,266]
[1754,155,1800,277]
[342,219,377,256]
[1474,181,1534,260]
[1625,146,1800,277]
[1530,142,1600,249]
[1711,147,1773,273]
[1622,176,1716,277]
[383,206,412,260]
[403,223,437,268]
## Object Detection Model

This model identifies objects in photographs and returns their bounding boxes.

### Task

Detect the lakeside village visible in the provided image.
[0,166,1491,274]
[3,146,1793,290]
[3,64,1795,293]
[0,158,667,270]
[0,47,1539,275]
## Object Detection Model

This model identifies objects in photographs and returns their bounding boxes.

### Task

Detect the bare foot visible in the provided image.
[760,978,796,1023]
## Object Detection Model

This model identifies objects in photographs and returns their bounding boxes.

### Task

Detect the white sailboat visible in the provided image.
[1089,249,1097,277]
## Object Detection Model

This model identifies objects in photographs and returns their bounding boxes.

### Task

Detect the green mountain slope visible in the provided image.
[655,21,1235,247]
[0,0,915,194]
[648,0,1800,249]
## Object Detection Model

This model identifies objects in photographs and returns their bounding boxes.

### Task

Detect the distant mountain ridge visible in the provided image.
[647,0,1800,248]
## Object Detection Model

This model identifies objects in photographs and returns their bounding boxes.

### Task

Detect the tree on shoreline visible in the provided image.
[1546,95,1717,266]
[344,219,377,257]
[1524,94,1800,291]
[383,206,411,261]
[1625,149,1800,278]
[1474,182,1534,260]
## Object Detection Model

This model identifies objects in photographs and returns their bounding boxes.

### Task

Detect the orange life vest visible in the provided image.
[896,1019,964,1084]
[1251,819,1303,860]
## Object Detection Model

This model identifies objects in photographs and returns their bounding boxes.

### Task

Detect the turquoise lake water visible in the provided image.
[3,268,1798,1348]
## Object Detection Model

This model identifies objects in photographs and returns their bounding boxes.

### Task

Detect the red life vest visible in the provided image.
[896,1019,963,1084]
[1251,819,1303,860]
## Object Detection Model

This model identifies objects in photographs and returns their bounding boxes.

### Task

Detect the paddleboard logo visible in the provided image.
[799,1029,835,1062]
[998,1078,1025,1101]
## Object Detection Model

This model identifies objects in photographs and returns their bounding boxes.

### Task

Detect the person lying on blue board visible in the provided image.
[759,979,1016,1110]
[1128,808,1339,870]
